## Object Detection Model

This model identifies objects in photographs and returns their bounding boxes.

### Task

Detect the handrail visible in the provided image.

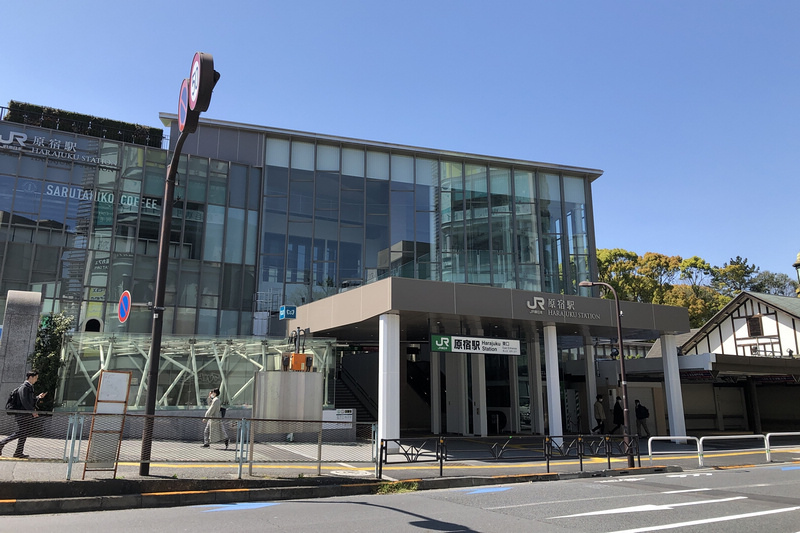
[698,434,766,467]
[765,432,800,462]
[339,366,378,420]
[647,436,700,466]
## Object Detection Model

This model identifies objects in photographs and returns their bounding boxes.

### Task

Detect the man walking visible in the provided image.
[591,394,606,434]
[1,371,46,458]
[635,399,651,437]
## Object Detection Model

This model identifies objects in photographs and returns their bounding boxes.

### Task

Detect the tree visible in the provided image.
[637,252,681,304]
[750,271,798,296]
[27,312,74,411]
[679,256,713,294]
[596,248,641,301]
[662,284,729,328]
[711,256,760,297]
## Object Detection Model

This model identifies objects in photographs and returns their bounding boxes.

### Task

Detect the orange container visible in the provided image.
[290,353,306,371]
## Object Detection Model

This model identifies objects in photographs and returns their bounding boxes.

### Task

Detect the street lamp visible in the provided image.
[793,252,800,297]
[579,280,635,467]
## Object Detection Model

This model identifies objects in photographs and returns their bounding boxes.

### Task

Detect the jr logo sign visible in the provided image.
[527,296,545,314]
[433,335,450,351]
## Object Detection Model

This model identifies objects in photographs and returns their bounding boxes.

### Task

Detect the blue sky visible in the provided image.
[3,1,798,277]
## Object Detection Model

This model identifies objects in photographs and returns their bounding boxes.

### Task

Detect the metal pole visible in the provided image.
[139,130,188,475]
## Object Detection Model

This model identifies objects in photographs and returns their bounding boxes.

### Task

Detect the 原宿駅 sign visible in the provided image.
[431,334,520,356]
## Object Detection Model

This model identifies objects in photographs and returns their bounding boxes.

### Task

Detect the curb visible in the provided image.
[0,465,682,515]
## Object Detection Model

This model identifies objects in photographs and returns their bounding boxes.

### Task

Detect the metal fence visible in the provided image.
[0,410,376,479]
[377,434,641,479]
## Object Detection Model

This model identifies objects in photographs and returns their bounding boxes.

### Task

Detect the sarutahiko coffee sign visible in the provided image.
[0,128,116,166]
[431,334,521,356]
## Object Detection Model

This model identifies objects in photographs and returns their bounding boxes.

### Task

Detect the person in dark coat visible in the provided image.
[610,396,624,434]
[1,371,46,458]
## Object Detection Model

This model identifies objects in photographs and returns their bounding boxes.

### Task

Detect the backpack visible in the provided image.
[5,387,21,415]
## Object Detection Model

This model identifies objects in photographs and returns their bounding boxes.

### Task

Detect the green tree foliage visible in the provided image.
[27,312,74,411]
[597,249,791,327]
[750,271,798,296]
[679,256,713,293]
[662,284,729,328]
[711,256,759,297]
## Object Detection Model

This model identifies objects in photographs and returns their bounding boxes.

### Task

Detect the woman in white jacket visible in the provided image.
[202,388,229,449]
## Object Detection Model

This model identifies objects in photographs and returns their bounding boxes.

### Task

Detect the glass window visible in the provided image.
[266,138,290,167]
[222,264,243,309]
[0,176,15,213]
[390,191,414,244]
[265,165,288,196]
[317,144,339,171]
[289,180,313,218]
[365,214,389,270]
[342,147,364,177]
[340,189,364,225]
[197,308,217,334]
[177,260,200,307]
[200,263,220,308]
[391,154,413,189]
[286,222,312,283]
[247,168,261,210]
[121,146,144,180]
[339,226,363,279]
[203,205,225,261]
[46,160,71,183]
[225,207,245,262]
[291,141,314,171]
[208,160,228,205]
[315,171,339,211]
[513,170,536,204]
[366,179,389,215]
[19,155,44,179]
[174,307,197,334]
[0,151,18,175]
[245,209,258,266]
[229,164,247,208]
[366,151,389,180]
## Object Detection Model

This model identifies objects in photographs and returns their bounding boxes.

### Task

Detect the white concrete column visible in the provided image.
[584,342,598,433]
[445,352,468,434]
[544,323,563,438]
[470,353,487,436]
[531,332,545,435]
[661,334,687,438]
[430,350,441,434]
[378,313,400,448]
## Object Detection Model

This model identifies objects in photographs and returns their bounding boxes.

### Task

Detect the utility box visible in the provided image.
[290,353,306,371]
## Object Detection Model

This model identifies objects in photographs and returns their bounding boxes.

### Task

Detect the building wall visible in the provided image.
[1,116,600,338]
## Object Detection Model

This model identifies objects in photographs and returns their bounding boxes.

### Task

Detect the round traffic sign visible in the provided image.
[189,53,202,111]
[118,290,131,323]
[178,78,189,132]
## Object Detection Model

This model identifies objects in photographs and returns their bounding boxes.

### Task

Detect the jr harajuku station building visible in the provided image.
[0,104,691,444]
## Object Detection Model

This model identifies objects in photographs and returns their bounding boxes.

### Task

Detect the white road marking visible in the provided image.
[666,473,712,478]
[609,506,800,533]
[597,478,646,483]
[550,496,747,518]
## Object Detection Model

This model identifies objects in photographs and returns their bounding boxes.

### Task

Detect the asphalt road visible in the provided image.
[6,464,800,532]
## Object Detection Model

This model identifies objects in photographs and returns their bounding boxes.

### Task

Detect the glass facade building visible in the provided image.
[0,113,601,337]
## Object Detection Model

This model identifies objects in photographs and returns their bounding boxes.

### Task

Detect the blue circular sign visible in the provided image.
[119,290,131,323]
[178,78,189,132]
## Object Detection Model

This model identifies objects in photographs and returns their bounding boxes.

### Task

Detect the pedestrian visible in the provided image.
[1,371,47,458]
[591,394,606,434]
[202,388,229,449]
[635,400,651,437]
[610,396,624,434]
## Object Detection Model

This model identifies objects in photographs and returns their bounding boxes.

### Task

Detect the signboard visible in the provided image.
[279,305,297,320]
[431,334,521,356]
[118,290,131,323]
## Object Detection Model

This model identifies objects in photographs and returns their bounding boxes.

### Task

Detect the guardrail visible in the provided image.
[378,434,641,479]
[647,432,800,467]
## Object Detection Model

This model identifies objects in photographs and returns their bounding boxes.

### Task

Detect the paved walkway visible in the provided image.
[1,436,798,516]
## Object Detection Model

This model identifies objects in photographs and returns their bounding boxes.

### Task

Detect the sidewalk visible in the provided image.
[1,437,797,516]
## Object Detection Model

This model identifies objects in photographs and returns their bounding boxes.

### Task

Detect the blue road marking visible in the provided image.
[195,502,280,512]
[465,487,511,494]
[781,466,800,471]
